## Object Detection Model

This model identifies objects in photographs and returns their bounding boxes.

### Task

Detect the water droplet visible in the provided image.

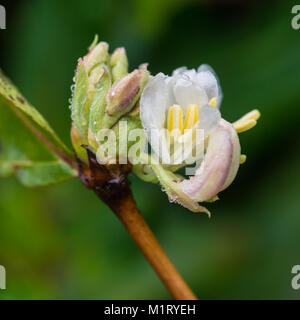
[96,82,102,90]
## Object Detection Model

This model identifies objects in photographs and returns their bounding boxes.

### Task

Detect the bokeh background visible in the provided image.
[0,0,300,299]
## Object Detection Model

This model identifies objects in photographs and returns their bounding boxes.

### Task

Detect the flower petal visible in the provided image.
[197,64,222,108]
[172,66,188,76]
[198,105,221,137]
[149,159,210,215]
[179,119,240,202]
[140,73,171,163]
[140,73,170,130]
[172,75,209,111]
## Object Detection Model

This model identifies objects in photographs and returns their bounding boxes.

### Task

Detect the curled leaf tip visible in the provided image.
[89,34,99,50]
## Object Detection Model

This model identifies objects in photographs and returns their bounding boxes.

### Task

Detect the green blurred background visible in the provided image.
[0,0,300,299]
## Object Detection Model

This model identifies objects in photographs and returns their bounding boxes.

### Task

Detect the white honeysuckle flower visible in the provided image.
[140,65,222,165]
[179,119,240,203]
[69,37,261,216]
[146,118,241,215]
[139,65,260,214]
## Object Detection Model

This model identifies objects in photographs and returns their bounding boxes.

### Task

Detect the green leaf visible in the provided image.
[0,160,76,187]
[0,69,77,186]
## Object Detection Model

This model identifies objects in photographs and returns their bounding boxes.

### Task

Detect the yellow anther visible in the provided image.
[167,104,183,133]
[183,104,199,131]
[209,97,218,107]
[244,109,260,121]
[240,154,247,164]
[233,109,261,133]
[234,119,257,133]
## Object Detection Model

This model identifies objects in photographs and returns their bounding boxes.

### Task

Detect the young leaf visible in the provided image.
[0,69,77,186]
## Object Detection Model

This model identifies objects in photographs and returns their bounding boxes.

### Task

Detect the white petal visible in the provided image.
[140,73,170,130]
[173,76,209,111]
[140,73,171,163]
[220,121,241,190]
[179,119,240,202]
[197,64,222,107]
[149,159,210,214]
[172,66,187,76]
[198,105,221,137]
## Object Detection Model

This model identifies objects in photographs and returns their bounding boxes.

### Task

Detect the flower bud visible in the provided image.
[109,102,144,162]
[102,65,149,129]
[71,63,89,141]
[71,40,109,141]
[88,67,111,149]
[70,37,149,167]
[110,47,128,82]
[70,125,88,164]
[82,41,109,74]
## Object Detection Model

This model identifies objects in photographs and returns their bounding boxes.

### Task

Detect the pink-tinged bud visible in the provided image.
[83,42,109,74]
[110,47,128,82]
[180,119,240,202]
[103,65,149,128]
[71,40,110,141]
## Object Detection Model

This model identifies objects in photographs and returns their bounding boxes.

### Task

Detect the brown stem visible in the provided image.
[109,190,197,300]
[78,147,197,300]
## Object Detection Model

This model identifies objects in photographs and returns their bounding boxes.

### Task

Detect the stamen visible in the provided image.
[240,154,247,164]
[233,109,261,133]
[183,104,198,130]
[209,97,218,107]
[234,119,257,133]
[241,109,261,121]
[167,104,183,133]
